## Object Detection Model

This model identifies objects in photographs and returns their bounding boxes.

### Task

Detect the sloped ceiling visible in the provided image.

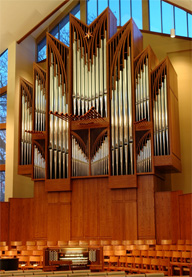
[0,0,191,54]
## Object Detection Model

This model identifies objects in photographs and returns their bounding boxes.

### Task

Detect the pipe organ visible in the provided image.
[152,60,169,156]
[47,34,69,180]
[136,132,151,173]
[33,64,46,132]
[18,8,181,189]
[19,78,33,166]
[109,23,134,176]
[33,142,45,179]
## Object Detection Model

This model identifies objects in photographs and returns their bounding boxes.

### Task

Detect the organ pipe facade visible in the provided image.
[18,8,181,190]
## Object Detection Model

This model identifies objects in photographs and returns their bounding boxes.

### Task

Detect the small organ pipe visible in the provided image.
[153,74,169,156]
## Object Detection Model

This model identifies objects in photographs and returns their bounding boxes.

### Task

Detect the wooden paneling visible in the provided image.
[137,175,156,239]
[179,194,192,240]
[84,180,98,238]
[0,202,9,243]
[21,199,34,241]
[9,198,34,242]
[9,198,24,241]
[71,180,84,238]
[1,178,191,243]
[111,189,137,240]
[98,180,112,238]
[112,202,124,239]
[124,201,137,240]
[34,181,48,239]
[155,190,182,244]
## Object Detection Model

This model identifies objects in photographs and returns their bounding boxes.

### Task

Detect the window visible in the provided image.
[0,50,7,202]
[0,171,5,202]
[0,50,8,88]
[149,0,161,33]
[149,0,192,38]
[87,0,143,28]
[37,4,80,62]
[188,13,192,38]
[162,1,174,34]
[121,0,131,26]
[175,7,187,37]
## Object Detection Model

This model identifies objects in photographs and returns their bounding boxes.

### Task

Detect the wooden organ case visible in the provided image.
[18,8,181,243]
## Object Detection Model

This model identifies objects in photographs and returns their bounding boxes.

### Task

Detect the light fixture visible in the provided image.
[170,28,175,38]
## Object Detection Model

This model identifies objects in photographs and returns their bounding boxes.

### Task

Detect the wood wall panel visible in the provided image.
[111,189,137,240]
[21,199,34,241]
[0,202,9,243]
[98,180,112,238]
[9,198,23,241]
[137,176,155,239]
[179,193,192,240]
[155,190,182,244]
[112,202,124,239]
[33,181,48,239]
[47,204,60,240]
[124,201,137,240]
[59,203,71,241]
[9,198,34,242]
[71,180,84,238]
[84,180,98,238]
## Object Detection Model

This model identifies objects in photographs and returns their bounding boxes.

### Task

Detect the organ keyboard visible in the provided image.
[43,246,103,271]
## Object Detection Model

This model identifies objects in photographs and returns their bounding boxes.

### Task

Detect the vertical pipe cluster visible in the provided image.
[35,75,46,131]
[111,47,133,176]
[91,135,108,176]
[71,136,89,176]
[153,74,169,156]
[137,138,151,173]
[135,57,150,121]
[49,52,68,179]
[21,85,32,165]
[73,30,107,117]
[34,145,45,179]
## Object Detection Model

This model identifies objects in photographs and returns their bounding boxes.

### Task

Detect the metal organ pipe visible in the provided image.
[153,74,169,156]
[49,51,68,179]
[111,46,134,176]
[91,136,108,176]
[20,86,32,166]
[135,58,150,122]
[137,139,151,173]
[72,136,89,177]
[34,74,46,132]
[72,30,107,118]
[34,145,45,179]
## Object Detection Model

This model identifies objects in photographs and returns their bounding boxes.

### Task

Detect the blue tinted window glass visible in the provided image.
[109,0,120,26]
[162,1,174,34]
[37,38,46,62]
[60,21,70,46]
[0,171,5,202]
[0,50,8,88]
[0,94,7,123]
[75,10,81,20]
[121,0,131,26]
[188,13,192,38]
[149,0,161,32]
[0,130,6,164]
[50,26,59,39]
[175,7,187,37]
[87,0,97,24]
[98,0,108,15]
[60,4,80,46]
[132,0,143,29]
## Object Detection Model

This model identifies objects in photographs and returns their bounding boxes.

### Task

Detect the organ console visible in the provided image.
[43,246,103,271]
[18,8,181,190]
